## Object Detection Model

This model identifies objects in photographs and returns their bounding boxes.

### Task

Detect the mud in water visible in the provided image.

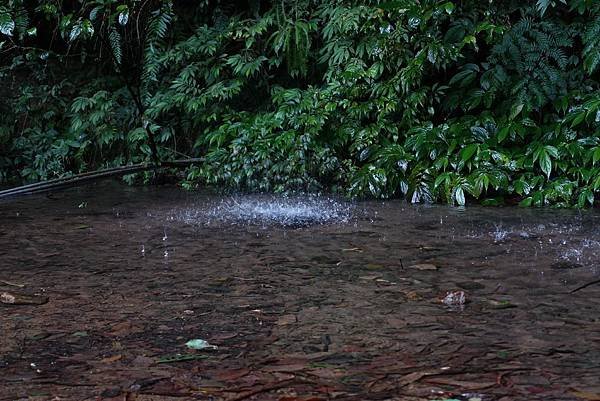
[1,181,600,401]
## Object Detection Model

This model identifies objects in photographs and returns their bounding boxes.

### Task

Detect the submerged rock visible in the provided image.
[0,291,48,305]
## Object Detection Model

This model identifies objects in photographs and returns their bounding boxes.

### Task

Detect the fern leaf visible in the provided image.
[109,26,122,66]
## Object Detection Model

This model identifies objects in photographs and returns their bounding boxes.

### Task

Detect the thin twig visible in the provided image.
[570,278,600,293]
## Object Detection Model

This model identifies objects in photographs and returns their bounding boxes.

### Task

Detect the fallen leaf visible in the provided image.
[409,263,438,271]
[424,377,495,390]
[487,299,517,309]
[398,371,434,386]
[276,314,297,325]
[186,339,218,350]
[571,390,600,400]
[341,248,362,253]
[0,279,25,288]
[307,367,345,379]
[386,317,406,328]
[262,363,307,374]
[210,332,238,342]
[214,368,251,381]
[359,275,381,281]
[405,291,422,300]
[109,321,143,337]
[131,355,155,367]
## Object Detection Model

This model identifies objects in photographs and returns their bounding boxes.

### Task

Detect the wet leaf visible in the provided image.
[209,332,238,342]
[487,299,516,309]
[214,368,251,381]
[276,314,297,325]
[359,275,381,281]
[405,291,422,300]
[571,390,600,400]
[425,377,495,390]
[398,371,433,386]
[0,279,25,288]
[185,339,218,350]
[100,354,122,363]
[109,321,143,336]
[409,263,438,270]
[342,247,362,252]
[263,363,306,372]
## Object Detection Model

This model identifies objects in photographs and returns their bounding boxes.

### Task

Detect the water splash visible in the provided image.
[491,224,511,242]
[177,194,353,227]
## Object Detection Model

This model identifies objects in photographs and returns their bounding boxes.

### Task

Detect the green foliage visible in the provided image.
[1,0,600,207]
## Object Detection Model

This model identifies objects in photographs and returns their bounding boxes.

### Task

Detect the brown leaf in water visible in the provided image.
[210,332,238,342]
[307,367,345,379]
[386,317,406,328]
[131,355,155,367]
[0,279,25,288]
[424,377,496,390]
[263,363,306,373]
[109,321,143,337]
[571,390,600,400]
[276,314,297,325]
[398,371,435,386]
[214,368,251,381]
[406,291,422,300]
[409,263,438,271]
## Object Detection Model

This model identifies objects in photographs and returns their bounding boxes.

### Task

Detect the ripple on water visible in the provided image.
[175,194,353,227]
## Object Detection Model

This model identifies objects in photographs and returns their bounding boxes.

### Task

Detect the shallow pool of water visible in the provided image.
[1,181,599,400]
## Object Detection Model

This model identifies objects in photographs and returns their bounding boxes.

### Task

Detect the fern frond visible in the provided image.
[109,26,122,66]
[583,12,600,73]
[141,1,174,102]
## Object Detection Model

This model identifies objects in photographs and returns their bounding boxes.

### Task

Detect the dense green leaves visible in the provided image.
[1,0,600,207]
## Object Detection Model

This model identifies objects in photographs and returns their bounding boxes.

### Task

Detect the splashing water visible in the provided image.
[177,194,353,227]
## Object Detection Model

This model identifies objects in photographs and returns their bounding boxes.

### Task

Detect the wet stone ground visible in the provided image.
[1,181,600,401]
